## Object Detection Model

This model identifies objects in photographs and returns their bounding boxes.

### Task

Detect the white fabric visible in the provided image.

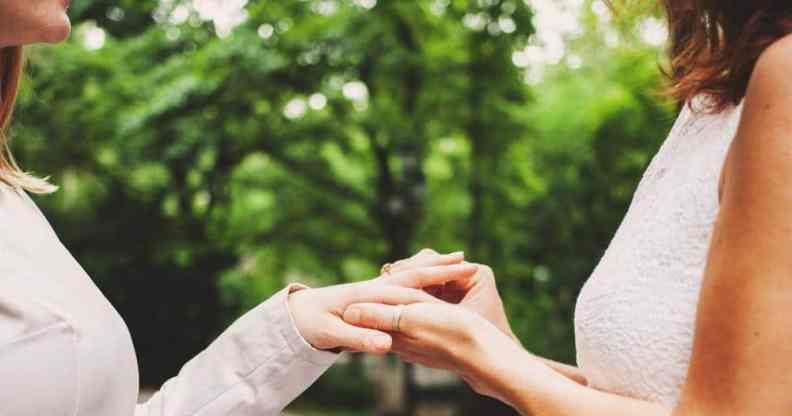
[574,100,744,407]
[0,184,338,416]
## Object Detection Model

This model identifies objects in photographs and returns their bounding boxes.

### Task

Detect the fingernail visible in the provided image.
[373,335,391,350]
[450,251,464,257]
[346,308,361,324]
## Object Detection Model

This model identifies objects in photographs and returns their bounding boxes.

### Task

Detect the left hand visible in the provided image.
[342,301,529,403]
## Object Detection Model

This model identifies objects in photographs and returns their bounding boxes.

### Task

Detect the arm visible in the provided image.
[344,35,792,415]
[472,318,668,416]
[343,302,668,416]
[673,35,792,415]
[134,285,337,416]
[135,255,477,416]
[510,37,792,415]
[536,357,588,386]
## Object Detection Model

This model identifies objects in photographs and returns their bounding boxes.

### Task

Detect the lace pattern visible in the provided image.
[574,102,743,406]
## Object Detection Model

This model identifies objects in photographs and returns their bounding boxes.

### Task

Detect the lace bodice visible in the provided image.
[574,101,744,407]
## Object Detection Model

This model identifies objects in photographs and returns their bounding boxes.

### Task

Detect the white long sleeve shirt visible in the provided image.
[0,184,338,415]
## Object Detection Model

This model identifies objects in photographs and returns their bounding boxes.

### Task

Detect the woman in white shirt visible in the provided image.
[0,2,482,415]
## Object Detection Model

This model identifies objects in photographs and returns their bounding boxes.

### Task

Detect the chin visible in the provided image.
[41,15,71,44]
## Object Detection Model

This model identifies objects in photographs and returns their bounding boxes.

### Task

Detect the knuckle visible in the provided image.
[343,307,360,324]
[314,327,335,349]
[484,273,496,284]
[347,337,366,352]
[412,268,431,284]
[360,307,378,328]
[478,265,496,281]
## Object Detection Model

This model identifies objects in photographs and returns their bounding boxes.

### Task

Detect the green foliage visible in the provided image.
[11,0,675,412]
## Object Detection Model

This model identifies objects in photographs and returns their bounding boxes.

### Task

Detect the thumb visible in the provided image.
[330,320,393,354]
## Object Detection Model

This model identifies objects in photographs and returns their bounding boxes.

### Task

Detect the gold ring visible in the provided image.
[380,262,393,275]
[393,305,405,332]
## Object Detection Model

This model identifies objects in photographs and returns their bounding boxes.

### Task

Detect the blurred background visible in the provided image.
[12,0,677,414]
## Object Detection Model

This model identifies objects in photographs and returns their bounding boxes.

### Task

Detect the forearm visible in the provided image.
[509,368,669,416]
[475,335,669,416]
[536,357,588,387]
[136,286,337,416]
[504,328,587,386]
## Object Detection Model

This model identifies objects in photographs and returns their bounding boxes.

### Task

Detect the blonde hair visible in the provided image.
[0,46,56,194]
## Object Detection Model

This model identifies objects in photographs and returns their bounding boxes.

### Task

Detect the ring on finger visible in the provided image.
[393,304,405,332]
[380,262,393,276]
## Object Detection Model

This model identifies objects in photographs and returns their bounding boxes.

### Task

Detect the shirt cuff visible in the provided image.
[278,284,340,367]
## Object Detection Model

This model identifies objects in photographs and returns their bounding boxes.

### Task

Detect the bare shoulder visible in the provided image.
[735,33,792,148]
[759,32,792,64]
[745,33,792,105]
[761,32,792,60]
[724,34,792,202]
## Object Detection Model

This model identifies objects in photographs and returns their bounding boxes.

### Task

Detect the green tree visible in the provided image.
[11,0,678,414]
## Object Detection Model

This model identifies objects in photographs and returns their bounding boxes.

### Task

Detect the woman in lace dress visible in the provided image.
[347,2,792,415]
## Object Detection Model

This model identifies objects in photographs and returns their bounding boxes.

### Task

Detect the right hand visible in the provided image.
[382,250,517,342]
[437,264,518,342]
[288,260,478,354]
[342,301,530,406]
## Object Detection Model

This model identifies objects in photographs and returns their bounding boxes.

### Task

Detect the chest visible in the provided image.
[0,189,139,415]
[573,104,742,406]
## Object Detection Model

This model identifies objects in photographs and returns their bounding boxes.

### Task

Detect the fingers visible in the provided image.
[331,321,393,354]
[347,283,440,306]
[383,263,479,289]
[344,302,412,333]
[387,250,465,275]
[440,262,494,303]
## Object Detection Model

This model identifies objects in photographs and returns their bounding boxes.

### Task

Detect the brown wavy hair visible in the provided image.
[661,0,792,112]
[0,46,56,193]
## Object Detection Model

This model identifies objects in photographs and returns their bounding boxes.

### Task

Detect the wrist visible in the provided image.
[287,287,317,346]
[288,287,345,354]
[462,317,501,371]
[461,321,526,401]
[502,356,579,415]
[471,330,562,414]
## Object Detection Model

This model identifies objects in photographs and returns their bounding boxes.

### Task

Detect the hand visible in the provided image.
[342,302,528,404]
[288,262,478,354]
[438,264,518,342]
[375,249,466,284]
[383,251,516,342]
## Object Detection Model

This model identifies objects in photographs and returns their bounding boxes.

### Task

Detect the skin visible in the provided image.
[0,0,71,47]
[289,253,479,353]
[345,34,792,416]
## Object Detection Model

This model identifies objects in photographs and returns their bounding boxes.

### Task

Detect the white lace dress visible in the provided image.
[574,101,744,407]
